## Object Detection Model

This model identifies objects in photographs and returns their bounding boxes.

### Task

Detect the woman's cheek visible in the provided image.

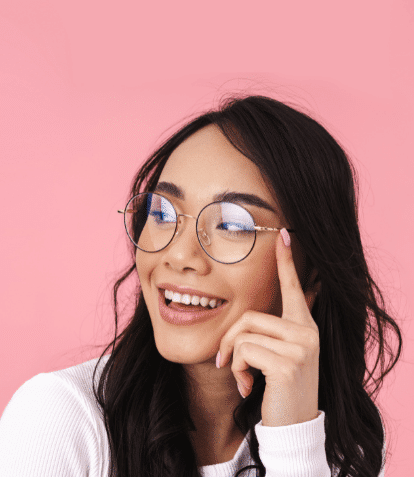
[251,252,280,313]
[230,256,281,316]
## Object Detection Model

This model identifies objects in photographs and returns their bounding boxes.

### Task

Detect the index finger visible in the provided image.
[277,228,317,325]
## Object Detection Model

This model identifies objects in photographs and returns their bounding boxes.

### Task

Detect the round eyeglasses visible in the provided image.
[118,192,295,264]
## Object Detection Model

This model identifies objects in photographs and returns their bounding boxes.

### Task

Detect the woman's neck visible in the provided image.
[183,360,246,465]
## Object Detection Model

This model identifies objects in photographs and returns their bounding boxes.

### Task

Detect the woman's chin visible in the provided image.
[154,339,217,366]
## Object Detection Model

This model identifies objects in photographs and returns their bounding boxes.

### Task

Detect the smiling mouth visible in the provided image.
[158,288,229,325]
[161,289,227,311]
[165,298,225,311]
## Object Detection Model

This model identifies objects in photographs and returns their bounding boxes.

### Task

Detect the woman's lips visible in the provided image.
[158,288,228,325]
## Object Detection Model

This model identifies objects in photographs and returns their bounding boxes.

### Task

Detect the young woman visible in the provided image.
[0,95,402,476]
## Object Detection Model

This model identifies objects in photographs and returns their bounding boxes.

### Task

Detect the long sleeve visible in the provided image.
[254,411,331,477]
[254,410,386,477]
[0,372,109,477]
[1,359,387,477]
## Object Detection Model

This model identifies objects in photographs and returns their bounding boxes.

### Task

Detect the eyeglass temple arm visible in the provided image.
[254,226,295,233]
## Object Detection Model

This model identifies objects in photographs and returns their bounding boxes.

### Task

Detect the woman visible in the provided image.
[0,95,402,476]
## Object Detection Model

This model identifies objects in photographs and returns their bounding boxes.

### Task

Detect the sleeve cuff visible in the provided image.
[254,410,331,477]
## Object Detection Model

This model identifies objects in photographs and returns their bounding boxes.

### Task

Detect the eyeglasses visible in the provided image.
[118,192,295,264]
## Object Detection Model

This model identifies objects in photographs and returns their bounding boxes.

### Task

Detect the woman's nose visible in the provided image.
[162,215,211,274]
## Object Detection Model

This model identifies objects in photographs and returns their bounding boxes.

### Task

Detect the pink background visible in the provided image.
[1,0,413,474]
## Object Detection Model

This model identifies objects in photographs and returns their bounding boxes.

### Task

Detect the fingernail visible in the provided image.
[215,351,221,369]
[237,382,247,398]
[281,228,291,247]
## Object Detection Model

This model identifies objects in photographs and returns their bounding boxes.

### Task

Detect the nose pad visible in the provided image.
[198,228,211,246]
[172,214,197,242]
[173,216,185,239]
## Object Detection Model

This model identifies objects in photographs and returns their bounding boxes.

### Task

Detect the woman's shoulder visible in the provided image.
[47,354,111,406]
[7,354,110,416]
[0,355,111,476]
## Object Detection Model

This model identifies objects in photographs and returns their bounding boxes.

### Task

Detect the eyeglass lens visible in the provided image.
[124,193,257,264]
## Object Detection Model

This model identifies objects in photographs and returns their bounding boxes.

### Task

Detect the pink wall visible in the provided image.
[1,0,413,474]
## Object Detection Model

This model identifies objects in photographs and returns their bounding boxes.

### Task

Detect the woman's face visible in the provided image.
[136,125,308,365]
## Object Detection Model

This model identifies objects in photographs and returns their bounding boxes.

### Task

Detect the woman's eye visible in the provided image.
[150,211,175,223]
[217,222,254,233]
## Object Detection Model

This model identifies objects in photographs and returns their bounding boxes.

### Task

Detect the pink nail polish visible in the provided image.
[215,351,221,369]
[281,228,291,247]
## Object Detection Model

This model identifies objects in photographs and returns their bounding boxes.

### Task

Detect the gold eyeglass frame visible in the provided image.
[118,192,295,264]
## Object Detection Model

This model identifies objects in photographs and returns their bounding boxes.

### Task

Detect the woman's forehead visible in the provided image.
[158,125,279,208]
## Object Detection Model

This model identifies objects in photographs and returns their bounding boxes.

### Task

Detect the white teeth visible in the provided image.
[191,295,200,306]
[172,292,182,303]
[165,289,174,300]
[163,288,224,308]
[200,296,210,307]
[181,294,191,305]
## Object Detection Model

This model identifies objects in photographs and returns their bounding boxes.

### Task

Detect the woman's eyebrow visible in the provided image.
[154,181,277,213]
[154,181,184,199]
[213,191,277,213]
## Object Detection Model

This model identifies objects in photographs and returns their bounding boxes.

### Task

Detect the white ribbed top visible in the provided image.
[0,356,385,476]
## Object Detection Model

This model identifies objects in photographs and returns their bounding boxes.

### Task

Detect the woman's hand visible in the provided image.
[216,229,320,427]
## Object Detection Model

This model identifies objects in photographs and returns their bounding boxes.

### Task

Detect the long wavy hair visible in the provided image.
[93,95,402,476]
